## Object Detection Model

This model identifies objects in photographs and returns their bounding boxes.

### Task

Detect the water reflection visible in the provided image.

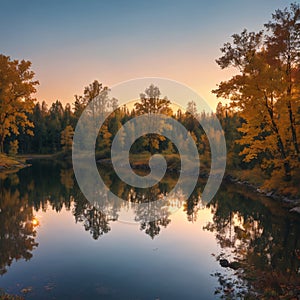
[0,159,206,279]
[0,174,38,275]
[205,183,300,298]
[1,160,300,298]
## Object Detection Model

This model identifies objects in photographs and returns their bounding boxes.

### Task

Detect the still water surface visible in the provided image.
[1,160,300,299]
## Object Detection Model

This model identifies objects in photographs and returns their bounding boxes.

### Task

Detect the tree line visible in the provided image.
[0,3,299,195]
[0,71,223,163]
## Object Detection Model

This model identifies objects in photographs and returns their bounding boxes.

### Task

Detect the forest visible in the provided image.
[0,3,300,198]
[1,3,300,300]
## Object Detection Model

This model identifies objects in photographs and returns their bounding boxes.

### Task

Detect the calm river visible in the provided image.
[1,159,300,299]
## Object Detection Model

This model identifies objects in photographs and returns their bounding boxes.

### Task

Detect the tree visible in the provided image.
[213,4,300,186]
[216,102,244,169]
[98,124,112,151]
[48,100,65,152]
[134,84,172,154]
[83,80,110,120]
[73,80,117,125]
[72,80,118,153]
[61,125,74,152]
[186,100,198,117]
[73,94,86,121]
[265,3,300,162]
[31,102,47,153]
[0,54,38,152]
[135,84,171,114]
[8,140,18,155]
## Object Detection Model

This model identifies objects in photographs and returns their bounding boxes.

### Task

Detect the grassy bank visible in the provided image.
[227,166,300,200]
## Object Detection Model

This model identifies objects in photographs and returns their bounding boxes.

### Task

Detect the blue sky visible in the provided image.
[0,0,293,108]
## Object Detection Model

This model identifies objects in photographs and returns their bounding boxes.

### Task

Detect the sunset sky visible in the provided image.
[0,0,291,109]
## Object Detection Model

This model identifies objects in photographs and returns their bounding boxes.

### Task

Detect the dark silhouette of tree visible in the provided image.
[72,192,111,240]
[204,183,300,298]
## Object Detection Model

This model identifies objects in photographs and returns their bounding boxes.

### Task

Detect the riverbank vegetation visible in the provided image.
[213,3,300,197]
[0,3,299,201]
[1,3,300,300]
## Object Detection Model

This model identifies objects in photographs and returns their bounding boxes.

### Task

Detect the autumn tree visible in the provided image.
[0,54,38,152]
[45,100,65,152]
[98,124,112,151]
[72,80,120,152]
[265,3,300,162]
[73,80,109,127]
[186,100,198,117]
[8,140,18,156]
[61,125,74,152]
[216,102,243,169]
[213,3,300,187]
[73,94,86,121]
[134,84,172,154]
[135,84,171,114]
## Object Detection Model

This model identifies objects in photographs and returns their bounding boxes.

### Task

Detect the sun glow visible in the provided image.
[32,217,39,227]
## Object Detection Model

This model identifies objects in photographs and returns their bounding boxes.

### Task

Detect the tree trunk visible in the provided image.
[283,160,292,181]
[286,99,300,161]
[0,135,4,153]
[286,54,300,161]
[265,95,291,181]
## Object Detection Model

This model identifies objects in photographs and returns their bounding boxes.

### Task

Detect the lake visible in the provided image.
[1,159,300,299]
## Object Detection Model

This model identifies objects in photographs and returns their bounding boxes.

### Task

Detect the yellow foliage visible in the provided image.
[8,140,19,156]
[60,125,74,152]
[213,26,300,185]
[0,54,38,152]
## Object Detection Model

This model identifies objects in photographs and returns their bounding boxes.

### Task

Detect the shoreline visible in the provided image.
[0,154,31,173]
[2,152,300,214]
[225,173,300,214]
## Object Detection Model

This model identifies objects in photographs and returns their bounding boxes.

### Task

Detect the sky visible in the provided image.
[0,0,293,109]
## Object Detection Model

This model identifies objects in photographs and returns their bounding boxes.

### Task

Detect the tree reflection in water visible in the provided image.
[0,159,187,276]
[203,182,300,298]
[0,173,38,275]
[2,160,300,299]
